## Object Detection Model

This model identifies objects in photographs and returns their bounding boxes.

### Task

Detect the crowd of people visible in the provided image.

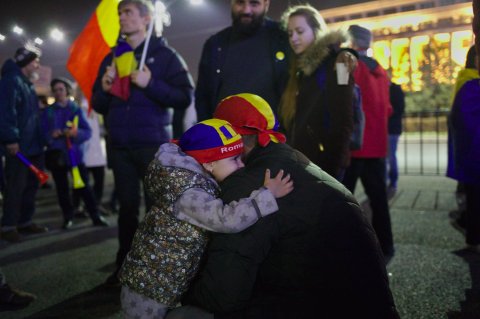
[0,0,477,317]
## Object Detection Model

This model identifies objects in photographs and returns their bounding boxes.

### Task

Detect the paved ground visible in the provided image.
[1,172,479,319]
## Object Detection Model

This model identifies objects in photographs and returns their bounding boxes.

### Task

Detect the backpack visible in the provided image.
[316,65,365,150]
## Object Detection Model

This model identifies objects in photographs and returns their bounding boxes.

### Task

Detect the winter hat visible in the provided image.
[348,25,372,50]
[14,44,41,68]
[213,93,286,147]
[177,119,244,164]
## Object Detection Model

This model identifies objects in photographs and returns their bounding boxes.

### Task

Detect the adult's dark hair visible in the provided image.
[118,0,153,17]
[465,45,477,69]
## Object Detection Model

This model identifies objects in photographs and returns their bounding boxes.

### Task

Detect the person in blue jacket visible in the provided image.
[92,0,194,286]
[42,78,109,230]
[448,46,478,228]
[0,45,48,243]
[447,77,480,253]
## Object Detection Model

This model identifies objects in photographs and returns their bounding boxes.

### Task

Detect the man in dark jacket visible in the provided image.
[168,94,399,319]
[0,45,48,243]
[387,82,405,196]
[92,0,194,285]
[195,0,290,121]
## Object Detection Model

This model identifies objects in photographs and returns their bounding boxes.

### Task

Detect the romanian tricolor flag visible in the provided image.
[110,38,137,100]
[67,0,120,112]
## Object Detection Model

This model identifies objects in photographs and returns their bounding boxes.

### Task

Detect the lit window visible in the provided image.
[391,38,411,86]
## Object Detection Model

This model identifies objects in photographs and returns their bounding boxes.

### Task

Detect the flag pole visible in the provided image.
[139,0,158,70]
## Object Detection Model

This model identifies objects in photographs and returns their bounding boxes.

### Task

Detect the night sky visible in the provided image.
[0,0,367,81]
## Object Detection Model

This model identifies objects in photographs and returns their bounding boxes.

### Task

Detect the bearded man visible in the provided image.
[194,0,291,120]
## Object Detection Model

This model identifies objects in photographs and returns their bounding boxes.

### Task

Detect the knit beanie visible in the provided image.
[178,119,244,164]
[214,93,286,147]
[14,45,41,68]
[348,25,372,50]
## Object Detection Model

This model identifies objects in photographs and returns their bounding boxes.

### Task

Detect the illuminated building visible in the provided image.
[321,0,473,93]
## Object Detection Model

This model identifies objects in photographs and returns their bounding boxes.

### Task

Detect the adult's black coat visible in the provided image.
[388,83,405,135]
[184,142,399,319]
[194,19,290,121]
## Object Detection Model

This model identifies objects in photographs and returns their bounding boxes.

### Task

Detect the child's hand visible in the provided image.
[51,129,63,138]
[64,127,78,138]
[264,169,293,198]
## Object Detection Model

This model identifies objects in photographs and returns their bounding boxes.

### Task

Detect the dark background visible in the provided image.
[0,0,367,82]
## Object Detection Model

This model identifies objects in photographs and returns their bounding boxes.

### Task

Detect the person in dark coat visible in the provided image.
[167,94,399,319]
[279,5,355,180]
[0,45,48,243]
[447,77,480,253]
[448,46,478,230]
[195,0,290,121]
[92,0,194,285]
[387,82,405,195]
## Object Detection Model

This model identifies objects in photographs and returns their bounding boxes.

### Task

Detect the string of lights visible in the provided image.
[0,0,204,47]
[0,24,65,48]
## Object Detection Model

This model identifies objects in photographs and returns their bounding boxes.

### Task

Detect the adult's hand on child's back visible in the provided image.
[264,169,293,198]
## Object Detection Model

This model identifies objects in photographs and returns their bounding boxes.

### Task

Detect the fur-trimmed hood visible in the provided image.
[297,29,349,76]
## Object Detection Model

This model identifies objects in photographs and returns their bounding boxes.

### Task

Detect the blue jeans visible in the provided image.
[342,158,394,257]
[110,147,158,268]
[387,134,400,188]
[1,154,42,229]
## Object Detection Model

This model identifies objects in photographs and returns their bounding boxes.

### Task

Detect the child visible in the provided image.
[41,77,109,229]
[119,119,293,319]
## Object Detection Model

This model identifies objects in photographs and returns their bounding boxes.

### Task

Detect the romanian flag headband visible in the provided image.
[213,93,286,147]
[176,119,244,164]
